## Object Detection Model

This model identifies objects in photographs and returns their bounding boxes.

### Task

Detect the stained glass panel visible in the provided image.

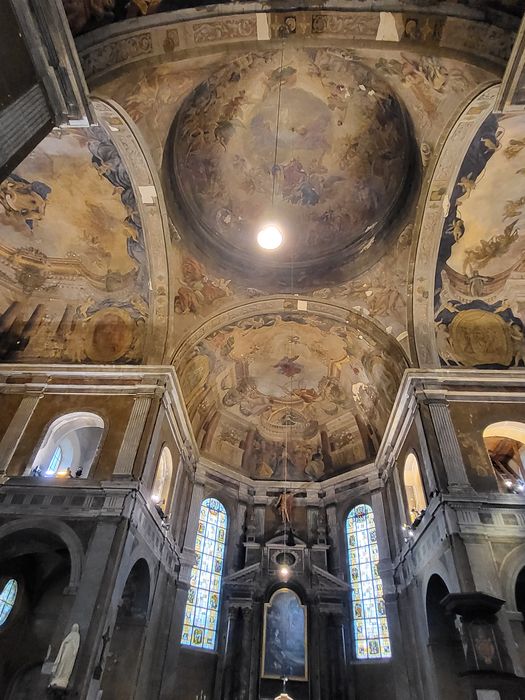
[0,579,17,626]
[346,504,391,660]
[181,498,227,650]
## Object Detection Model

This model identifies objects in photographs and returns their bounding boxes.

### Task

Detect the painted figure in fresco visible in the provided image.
[0,175,51,230]
[174,257,231,314]
[462,220,519,276]
[63,0,115,34]
[273,355,302,378]
[305,450,325,481]
[510,323,525,366]
[436,322,457,365]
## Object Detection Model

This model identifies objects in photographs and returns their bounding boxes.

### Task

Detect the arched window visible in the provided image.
[29,412,104,478]
[151,446,173,513]
[0,579,17,626]
[403,453,427,522]
[483,421,525,491]
[181,498,227,650]
[346,504,391,660]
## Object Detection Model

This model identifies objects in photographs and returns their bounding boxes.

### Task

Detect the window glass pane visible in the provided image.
[0,579,17,626]
[346,504,391,660]
[181,498,227,651]
[46,446,62,476]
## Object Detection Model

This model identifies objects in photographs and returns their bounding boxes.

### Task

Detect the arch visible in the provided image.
[0,519,83,591]
[181,497,228,651]
[425,574,467,698]
[92,98,172,364]
[345,503,391,660]
[403,452,427,522]
[411,84,500,367]
[28,411,105,478]
[482,421,525,491]
[151,445,173,514]
[500,542,525,611]
[100,558,151,699]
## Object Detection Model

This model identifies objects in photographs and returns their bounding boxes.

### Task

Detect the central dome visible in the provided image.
[167,48,414,283]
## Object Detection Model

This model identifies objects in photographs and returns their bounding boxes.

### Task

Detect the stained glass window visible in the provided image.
[0,579,17,626]
[346,504,391,660]
[46,446,62,476]
[181,498,227,650]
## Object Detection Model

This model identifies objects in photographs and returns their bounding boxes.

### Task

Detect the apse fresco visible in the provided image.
[168,47,413,282]
[434,112,525,368]
[0,127,150,363]
[176,312,406,480]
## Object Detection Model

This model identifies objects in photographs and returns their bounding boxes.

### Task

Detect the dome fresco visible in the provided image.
[167,47,415,284]
[175,308,407,481]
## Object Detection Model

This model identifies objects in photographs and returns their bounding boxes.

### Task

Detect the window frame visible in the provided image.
[345,502,392,663]
[45,444,63,476]
[0,576,20,632]
[181,497,228,652]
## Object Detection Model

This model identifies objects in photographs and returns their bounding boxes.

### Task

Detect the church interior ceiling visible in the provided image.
[166,46,414,286]
[1,2,523,478]
[100,41,497,351]
[0,125,151,363]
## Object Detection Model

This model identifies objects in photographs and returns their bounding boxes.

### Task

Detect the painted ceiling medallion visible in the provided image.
[167,47,414,284]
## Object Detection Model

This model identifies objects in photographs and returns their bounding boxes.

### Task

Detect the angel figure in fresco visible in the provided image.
[273,355,302,378]
[462,220,519,276]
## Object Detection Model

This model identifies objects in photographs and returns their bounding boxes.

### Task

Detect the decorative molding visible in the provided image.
[193,16,256,44]
[82,32,153,81]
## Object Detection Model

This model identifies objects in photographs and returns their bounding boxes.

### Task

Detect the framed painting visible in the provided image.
[261,588,307,681]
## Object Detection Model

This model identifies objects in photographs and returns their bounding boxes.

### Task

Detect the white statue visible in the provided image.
[49,623,81,690]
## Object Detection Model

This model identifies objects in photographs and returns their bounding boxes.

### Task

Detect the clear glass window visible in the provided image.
[46,445,62,476]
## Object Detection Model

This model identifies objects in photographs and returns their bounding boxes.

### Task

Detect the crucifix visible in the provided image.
[93,627,111,680]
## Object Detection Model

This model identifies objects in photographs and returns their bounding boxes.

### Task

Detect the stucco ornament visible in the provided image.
[49,623,81,690]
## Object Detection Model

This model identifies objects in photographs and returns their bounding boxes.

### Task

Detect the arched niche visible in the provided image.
[100,558,151,699]
[403,452,427,523]
[483,421,525,492]
[151,445,173,514]
[28,412,104,478]
[425,575,467,699]
[173,299,408,483]
[0,528,73,699]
